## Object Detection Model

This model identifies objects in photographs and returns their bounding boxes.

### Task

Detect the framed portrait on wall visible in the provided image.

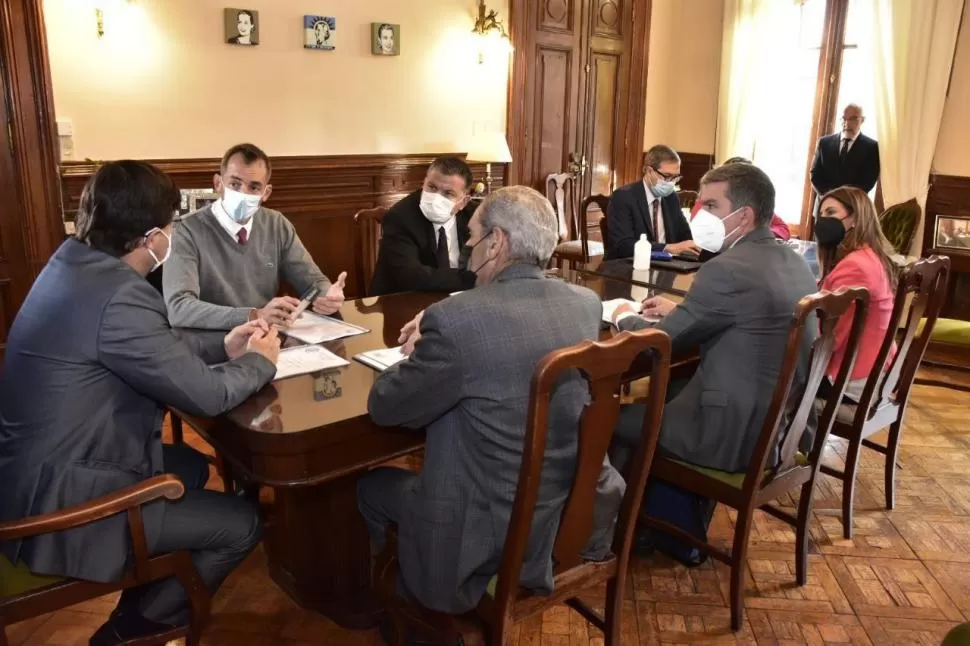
[225,8,259,46]
[371,23,400,56]
[304,15,336,50]
[934,214,970,253]
[179,189,220,216]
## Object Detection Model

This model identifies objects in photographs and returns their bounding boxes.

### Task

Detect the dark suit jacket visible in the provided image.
[369,190,478,296]
[605,181,691,260]
[368,264,624,613]
[0,239,276,583]
[618,229,819,472]
[810,132,880,197]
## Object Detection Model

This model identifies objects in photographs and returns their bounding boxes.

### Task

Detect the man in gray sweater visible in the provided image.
[164,143,347,330]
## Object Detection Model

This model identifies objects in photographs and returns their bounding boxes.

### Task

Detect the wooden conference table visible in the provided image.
[178,267,695,629]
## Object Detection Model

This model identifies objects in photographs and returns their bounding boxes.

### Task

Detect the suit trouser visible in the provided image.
[116,444,262,625]
[356,466,417,557]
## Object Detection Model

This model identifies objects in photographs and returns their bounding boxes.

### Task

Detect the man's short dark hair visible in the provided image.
[429,156,474,191]
[74,161,179,258]
[722,156,751,166]
[700,163,775,227]
[220,143,272,180]
[643,145,680,172]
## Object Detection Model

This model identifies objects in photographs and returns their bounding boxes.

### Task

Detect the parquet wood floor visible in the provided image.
[7,377,970,645]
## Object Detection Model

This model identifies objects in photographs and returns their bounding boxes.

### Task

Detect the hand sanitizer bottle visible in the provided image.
[633,234,651,271]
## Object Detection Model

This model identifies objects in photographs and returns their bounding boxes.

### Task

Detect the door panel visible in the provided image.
[532,47,577,188]
[584,53,621,197]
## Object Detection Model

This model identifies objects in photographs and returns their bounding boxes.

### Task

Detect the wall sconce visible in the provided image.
[472,0,512,64]
[95,0,136,39]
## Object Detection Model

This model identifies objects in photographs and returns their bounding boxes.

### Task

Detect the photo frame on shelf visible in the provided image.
[179,189,220,216]
[934,214,970,253]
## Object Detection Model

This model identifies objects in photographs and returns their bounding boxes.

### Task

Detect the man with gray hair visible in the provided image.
[605,144,699,260]
[357,186,625,619]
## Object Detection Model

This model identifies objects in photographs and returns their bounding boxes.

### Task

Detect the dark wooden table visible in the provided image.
[178,272,690,629]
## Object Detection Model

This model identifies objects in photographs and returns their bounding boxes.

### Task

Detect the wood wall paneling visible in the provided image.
[674,151,714,193]
[924,173,970,321]
[60,155,506,300]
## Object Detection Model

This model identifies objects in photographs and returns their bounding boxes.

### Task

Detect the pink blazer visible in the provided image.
[821,246,896,381]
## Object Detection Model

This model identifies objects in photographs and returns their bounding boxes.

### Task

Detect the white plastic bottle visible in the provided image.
[633,233,651,271]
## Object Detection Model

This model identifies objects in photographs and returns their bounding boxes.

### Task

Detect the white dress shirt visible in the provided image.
[211,198,254,243]
[436,219,460,269]
[643,180,666,244]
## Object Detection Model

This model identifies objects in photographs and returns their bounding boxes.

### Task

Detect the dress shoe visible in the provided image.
[89,610,181,646]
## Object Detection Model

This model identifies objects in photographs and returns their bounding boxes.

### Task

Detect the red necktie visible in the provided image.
[237,229,248,245]
[652,200,661,243]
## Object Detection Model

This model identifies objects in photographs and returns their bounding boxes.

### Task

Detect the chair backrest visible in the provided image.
[353,207,387,298]
[879,199,921,255]
[746,287,870,487]
[546,173,578,243]
[580,194,610,259]
[489,328,672,616]
[852,255,950,424]
[677,190,698,210]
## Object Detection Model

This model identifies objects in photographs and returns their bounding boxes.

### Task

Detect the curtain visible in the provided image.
[865,0,965,254]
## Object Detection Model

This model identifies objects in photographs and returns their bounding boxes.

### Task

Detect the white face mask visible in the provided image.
[222,188,262,224]
[145,228,171,272]
[690,208,742,253]
[419,190,456,225]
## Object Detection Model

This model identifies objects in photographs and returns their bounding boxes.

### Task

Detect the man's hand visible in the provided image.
[641,296,678,318]
[256,297,300,327]
[665,240,701,257]
[247,326,281,365]
[224,320,271,360]
[398,310,424,356]
[611,302,641,325]
[313,272,348,315]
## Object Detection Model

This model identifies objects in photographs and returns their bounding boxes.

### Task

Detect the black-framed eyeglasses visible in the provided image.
[649,166,682,183]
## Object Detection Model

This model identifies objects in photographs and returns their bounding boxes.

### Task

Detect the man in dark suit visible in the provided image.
[369,157,479,296]
[0,161,280,645]
[358,187,624,617]
[604,144,700,260]
[810,103,880,210]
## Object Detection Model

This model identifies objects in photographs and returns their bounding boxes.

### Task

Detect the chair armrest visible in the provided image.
[0,474,185,542]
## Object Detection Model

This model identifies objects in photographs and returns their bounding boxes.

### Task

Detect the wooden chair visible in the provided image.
[353,207,387,298]
[375,328,673,646]
[0,475,211,646]
[579,194,609,260]
[820,255,951,538]
[599,211,609,253]
[641,286,870,631]
[546,173,585,269]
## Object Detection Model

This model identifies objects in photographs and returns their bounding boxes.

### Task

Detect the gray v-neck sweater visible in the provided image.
[163,205,331,330]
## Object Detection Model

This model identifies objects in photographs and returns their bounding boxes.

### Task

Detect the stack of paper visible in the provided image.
[601,299,660,325]
[355,346,408,372]
[274,345,349,381]
[285,312,369,345]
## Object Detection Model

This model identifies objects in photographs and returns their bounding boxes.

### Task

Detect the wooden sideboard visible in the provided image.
[60,154,506,300]
[924,173,970,321]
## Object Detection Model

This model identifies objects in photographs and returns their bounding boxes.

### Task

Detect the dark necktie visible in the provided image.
[237,229,248,245]
[435,227,449,268]
[839,138,850,164]
[651,200,662,243]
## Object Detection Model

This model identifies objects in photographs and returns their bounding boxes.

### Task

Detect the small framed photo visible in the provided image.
[934,214,970,252]
[180,189,220,216]
[371,22,400,56]
[304,15,336,50]
[225,8,259,46]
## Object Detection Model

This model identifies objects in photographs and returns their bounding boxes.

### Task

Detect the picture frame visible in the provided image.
[933,214,970,253]
[225,8,259,46]
[304,15,336,50]
[179,189,220,216]
[371,22,400,56]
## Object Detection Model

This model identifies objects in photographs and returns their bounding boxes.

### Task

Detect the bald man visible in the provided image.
[810,103,880,213]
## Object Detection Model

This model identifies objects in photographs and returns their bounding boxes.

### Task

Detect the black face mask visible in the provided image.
[815,216,848,248]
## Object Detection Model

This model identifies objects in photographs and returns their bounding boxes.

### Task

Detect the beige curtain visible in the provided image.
[866,0,965,254]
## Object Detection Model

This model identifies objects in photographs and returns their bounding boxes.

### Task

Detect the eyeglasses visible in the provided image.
[650,166,682,183]
[841,116,862,123]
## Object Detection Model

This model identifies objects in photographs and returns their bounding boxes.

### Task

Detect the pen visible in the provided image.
[289,286,321,322]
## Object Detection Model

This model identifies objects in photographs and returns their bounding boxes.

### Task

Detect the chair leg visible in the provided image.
[170,411,184,445]
[884,420,903,511]
[794,478,817,586]
[841,436,862,540]
[603,577,624,646]
[0,627,9,646]
[729,509,754,632]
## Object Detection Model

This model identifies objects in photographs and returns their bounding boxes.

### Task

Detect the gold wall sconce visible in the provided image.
[95,0,136,39]
[472,0,512,63]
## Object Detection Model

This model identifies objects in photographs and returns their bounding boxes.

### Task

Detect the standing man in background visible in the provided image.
[810,103,880,214]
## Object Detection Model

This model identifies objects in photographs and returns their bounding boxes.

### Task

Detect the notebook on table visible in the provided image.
[355,346,408,372]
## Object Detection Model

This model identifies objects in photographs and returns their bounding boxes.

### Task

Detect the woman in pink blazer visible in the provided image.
[689,157,792,240]
[815,186,897,401]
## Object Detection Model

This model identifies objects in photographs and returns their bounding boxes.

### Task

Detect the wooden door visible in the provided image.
[507,0,651,196]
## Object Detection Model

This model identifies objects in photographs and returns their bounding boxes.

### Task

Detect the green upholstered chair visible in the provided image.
[0,475,211,646]
[879,199,921,255]
[914,316,970,392]
[643,287,870,632]
[944,622,970,645]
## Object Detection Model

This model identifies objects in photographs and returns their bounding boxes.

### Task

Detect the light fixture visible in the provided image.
[472,0,511,64]
[466,133,513,194]
[95,0,136,39]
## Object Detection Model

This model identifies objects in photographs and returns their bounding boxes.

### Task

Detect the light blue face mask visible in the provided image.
[650,179,677,198]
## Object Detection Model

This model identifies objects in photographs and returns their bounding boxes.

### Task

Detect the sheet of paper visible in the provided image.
[354,346,408,372]
[601,298,660,325]
[285,311,369,345]
[274,345,349,381]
